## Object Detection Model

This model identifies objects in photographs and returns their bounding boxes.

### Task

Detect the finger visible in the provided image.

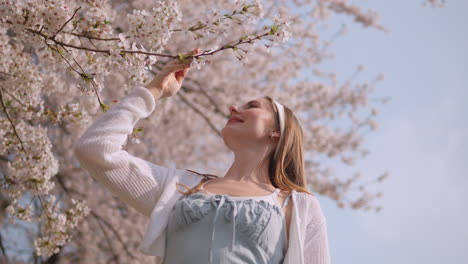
[163,47,200,73]
[184,48,200,57]
[181,67,191,78]
[175,67,191,82]
[165,59,191,73]
[180,48,200,63]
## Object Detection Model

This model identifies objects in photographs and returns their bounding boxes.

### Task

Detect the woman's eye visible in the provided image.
[249,104,256,108]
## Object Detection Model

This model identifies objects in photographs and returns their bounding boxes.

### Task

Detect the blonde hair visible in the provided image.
[176,170,219,195]
[176,96,312,196]
[264,96,312,195]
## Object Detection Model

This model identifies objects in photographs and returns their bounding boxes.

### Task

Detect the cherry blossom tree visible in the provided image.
[0,0,444,263]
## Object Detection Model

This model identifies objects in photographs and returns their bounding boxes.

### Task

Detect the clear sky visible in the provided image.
[316,1,468,263]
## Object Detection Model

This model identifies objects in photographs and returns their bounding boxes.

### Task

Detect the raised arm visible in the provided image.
[74,49,199,217]
[73,86,168,217]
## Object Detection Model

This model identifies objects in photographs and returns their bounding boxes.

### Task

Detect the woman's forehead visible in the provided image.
[245,97,269,105]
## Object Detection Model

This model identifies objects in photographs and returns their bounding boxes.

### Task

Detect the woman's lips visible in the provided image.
[226,119,243,125]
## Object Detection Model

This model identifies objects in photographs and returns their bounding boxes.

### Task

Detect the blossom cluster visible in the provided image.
[328,0,387,31]
[0,2,92,259]
[0,0,73,34]
[270,15,292,43]
[33,196,90,257]
[70,4,114,40]
[2,121,58,197]
[126,1,182,52]
[186,0,265,39]
[423,0,446,7]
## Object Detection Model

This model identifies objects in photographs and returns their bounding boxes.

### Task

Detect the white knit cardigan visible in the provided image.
[73,86,331,264]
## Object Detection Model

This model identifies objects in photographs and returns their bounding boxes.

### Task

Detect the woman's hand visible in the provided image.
[145,48,200,99]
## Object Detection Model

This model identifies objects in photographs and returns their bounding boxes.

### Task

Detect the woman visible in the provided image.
[74,48,331,264]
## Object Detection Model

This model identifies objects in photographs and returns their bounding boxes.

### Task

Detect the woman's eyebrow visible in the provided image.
[242,100,261,109]
[246,100,260,106]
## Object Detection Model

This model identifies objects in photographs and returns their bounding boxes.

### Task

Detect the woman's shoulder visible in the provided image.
[293,190,320,205]
[293,190,326,221]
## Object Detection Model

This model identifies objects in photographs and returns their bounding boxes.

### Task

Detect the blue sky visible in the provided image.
[316,1,468,263]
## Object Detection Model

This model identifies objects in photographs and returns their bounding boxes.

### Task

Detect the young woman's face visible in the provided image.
[221,97,278,151]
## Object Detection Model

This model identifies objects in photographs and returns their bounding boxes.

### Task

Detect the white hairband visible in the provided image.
[272,100,285,159]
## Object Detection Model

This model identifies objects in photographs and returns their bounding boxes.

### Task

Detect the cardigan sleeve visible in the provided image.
[73,86,169,218]
[304,217,331,263]
[303,195,331,264]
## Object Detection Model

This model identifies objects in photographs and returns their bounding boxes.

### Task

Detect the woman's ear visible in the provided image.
[270,131,281,142]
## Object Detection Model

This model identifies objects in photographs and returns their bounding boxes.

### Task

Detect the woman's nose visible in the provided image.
[229,105,238,116]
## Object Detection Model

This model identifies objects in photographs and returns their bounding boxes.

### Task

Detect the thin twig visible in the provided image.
[93,215,120,263]
[0,87,33,110]
[176,90,221,136]
[187,79,229,118]
[0,74,38,112]
[87,38,101,51]
[64,31,123,41]
[48,45,82,75]
[55,174,136,259]
[0,233,10,264]
[0,86,27,153]
[27,26,271,60]
[51,7,82,39]
[90,211,136,260]
[148,69,228,120]
[0,71,17,78]
[46,43,106,110]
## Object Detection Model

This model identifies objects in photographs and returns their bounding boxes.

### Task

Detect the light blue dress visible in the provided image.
[163,182,291,264]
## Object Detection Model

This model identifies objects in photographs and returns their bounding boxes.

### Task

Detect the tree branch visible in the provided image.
[54,174,136,260]
[186,78,229,119]
[176,90,221,136]
[26,26,272,60]
[51,7,82,39]
[0,233,10,264]
[0,85,28,153]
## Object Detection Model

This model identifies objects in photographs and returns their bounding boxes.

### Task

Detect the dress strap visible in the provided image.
[272,188,281,197]
[271,188,282,208]
[200,178,214,194]
[281,191,292,209]
[273,189,292,209]
[209,195,226,263]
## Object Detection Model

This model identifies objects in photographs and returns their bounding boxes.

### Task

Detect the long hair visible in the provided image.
[176,170,219,195]
[176,96,312,196]
[264,96,312,195]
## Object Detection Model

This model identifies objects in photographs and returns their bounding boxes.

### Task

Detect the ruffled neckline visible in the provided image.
[188,191,284,215]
